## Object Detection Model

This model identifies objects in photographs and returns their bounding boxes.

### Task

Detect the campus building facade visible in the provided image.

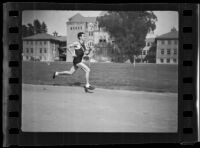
[140,37,156,62]
[155,28,178,64]
[22,33,66,61]
[66,13,111,62]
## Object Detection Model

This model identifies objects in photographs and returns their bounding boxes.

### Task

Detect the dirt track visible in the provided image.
[22,84,178,132]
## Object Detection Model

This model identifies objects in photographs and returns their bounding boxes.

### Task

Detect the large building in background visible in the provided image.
[139,37,156,62]
[66,13,111,62]
[155,28,178,64]
[22,33,66,61]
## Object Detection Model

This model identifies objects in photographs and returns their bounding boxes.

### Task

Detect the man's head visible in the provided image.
[77,32,86,41]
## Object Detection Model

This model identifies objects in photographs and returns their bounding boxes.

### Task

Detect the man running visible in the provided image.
[53,32,95,92]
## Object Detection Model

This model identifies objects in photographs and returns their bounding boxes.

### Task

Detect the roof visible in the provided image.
[56,36,67,42]
[68,13,96,23]
[146,38,155,42]
[143,46,151,51]
[23,33,66,42]
[156,29,178,40]
[99,11,108,16]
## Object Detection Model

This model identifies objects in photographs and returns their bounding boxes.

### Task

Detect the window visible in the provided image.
[30,41,33,45]
[80,26,82,30]
[147,42,150,46]
[168,40,171,45]
[174,40,178,45]
[161,49,164,54]
[31,48,33,53]
[26,48,29,53]
[161,40,165,45]
[89,32,93,36]
[44,41,46,45]
[174,49,177,54]
[173,58,177,63]
[143,51,146,55]
[167,49,171,55]
[160,59,164,63]
[26,56,29,59]
[40,48,42,53]
[44,48,47,53]
[70,27,72,30]
[26,41,29,44]
[167,58,170,63]
[35,41,37,45]
[40,41,42,45]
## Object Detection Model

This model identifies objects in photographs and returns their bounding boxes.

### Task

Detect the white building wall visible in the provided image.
[66,22,87,62]
[23,40,53,61]
[93,31,110,44]
[156,39,178,64]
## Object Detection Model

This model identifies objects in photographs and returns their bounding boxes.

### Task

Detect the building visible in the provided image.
[22,33,66,61]
[66,13,111,62]
[140,37,156,62]
[155,28,178,64]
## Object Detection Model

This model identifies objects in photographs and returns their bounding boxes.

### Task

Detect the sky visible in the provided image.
[22,10,178,37]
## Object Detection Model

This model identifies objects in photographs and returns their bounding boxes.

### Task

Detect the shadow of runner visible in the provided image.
[53,82,87,87]
[71,82,82,86]
[53,83,94,93]
[85,90,94,93]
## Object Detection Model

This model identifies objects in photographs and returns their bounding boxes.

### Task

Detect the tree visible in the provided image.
[94,41,122,62]
[22,25,28,37]
[22,20,48,37]
[145,42,156,63]
[33,19,42,34]
[97,11,157,63]
[27,23,34,36]
[41,22,48,33]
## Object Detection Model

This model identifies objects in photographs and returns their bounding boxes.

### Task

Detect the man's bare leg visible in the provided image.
[76,62,95,90]
[76,62,90,87]
[53,66,77,79]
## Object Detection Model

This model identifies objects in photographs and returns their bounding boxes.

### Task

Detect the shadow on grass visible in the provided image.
[85,91,94,93]
[70,82,82,86]
[53,82,84,87]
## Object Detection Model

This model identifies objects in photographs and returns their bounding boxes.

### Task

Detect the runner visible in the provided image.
[53,32,95,93]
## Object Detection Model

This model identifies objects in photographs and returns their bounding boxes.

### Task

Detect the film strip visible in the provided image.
[179,4,198,144]
[3,4,21,146]
[2,3,199,146]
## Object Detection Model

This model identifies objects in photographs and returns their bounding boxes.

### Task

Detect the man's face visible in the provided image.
[80,34,86,41]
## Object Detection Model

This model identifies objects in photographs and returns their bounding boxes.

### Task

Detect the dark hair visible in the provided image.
[77,32,84,39]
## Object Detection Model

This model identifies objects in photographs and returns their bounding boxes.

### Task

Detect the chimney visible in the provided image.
[53,31,58,37]
[171,27,177,32]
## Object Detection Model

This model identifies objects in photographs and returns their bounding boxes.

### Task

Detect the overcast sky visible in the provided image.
[22,10,178,37]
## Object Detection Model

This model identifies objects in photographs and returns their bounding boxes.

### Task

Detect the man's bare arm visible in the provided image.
[84,46,93,55]
[67,44,77,57]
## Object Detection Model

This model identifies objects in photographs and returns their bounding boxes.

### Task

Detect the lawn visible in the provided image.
[22,61,178,93]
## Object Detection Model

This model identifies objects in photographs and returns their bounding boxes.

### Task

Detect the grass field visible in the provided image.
[22,61,178,93]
